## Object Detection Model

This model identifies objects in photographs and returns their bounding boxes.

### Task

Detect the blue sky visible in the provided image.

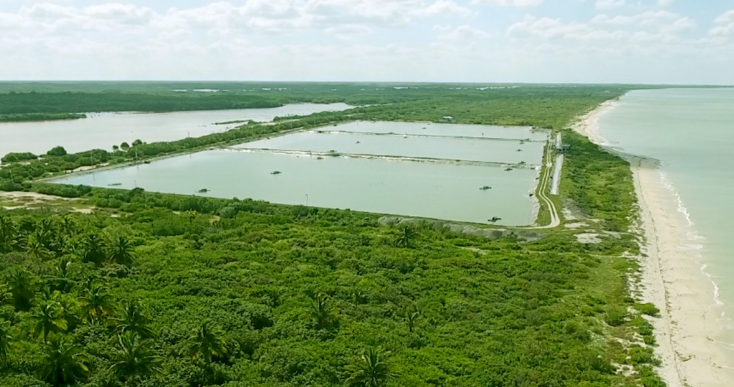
[0,0,732,83]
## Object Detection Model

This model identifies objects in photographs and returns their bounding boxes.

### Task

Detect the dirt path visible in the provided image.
[531,144,560,228]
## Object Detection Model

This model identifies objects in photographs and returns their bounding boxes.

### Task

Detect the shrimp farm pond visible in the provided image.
[52,121,550,225]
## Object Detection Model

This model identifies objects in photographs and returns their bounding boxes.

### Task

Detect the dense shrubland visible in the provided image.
[0,188,657,385]
[0,82,638,127]
[560,130,637,232]
[0,83,664,385]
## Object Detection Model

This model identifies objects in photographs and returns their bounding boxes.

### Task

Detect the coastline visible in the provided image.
[573,98,734,386]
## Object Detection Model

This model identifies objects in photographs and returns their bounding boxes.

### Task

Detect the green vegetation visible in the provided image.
[1,152,37,164]
[0,81,642,125]
[560,130,636,232]
[46,147,68,157]
[0,113,86,122]
[0,82,664,385]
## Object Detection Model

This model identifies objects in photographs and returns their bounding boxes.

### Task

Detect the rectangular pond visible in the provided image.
[53,122,548,225]
[238,130,543,165]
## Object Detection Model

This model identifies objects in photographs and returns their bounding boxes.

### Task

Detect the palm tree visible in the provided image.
[32,302,68,344]
[0,215,17,252]
[108,235,135,267]
[404,305,420,333]
[346,347,393,387]
[59,216,77,237]
[7,268,34,311]
[310,293,337,330]
[394,226,414,248]
[27,233,51,260]
[110,332,160,381]
[80,284,115,322]
[0,319,11,364]
[0,282,10,307]
[47,260,75,293]
[79,234,106,265]
[189,321,228,364]
[114,300,154,338]
[40,337,88,386]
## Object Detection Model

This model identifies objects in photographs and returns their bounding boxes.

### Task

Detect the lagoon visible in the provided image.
[0,103,350,159]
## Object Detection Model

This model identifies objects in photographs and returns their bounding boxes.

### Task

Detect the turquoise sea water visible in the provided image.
[598,88,734,345]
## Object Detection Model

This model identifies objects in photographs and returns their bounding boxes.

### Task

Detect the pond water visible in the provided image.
[0,103,350,159]
[238,129,543,165]
[314,121,549,141]
[53,122,548,225]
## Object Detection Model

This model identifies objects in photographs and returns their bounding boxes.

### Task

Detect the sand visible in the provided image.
[573,100,734,386]
[0,191,94,214]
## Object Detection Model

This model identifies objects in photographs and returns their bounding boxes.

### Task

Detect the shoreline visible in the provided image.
[573,98,734,386]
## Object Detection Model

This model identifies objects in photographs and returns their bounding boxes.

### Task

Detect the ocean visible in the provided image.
[597,88,734,365]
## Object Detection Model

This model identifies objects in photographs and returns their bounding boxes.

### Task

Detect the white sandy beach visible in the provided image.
[573,100,734,386]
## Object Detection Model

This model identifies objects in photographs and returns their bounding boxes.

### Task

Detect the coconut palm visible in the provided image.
[32,301,68,344]
[79,234,106,265]
[346,347,393,387]
[7,268,34,311]
[27,233,51,259]
[80,284,115,323]
[189,321,228,364]
[394,226,414,248]
[110,332,160,380]
[404,305,420,333]
[114,300,154,338]
[40,337,89,386]
[0,319,11,364]
[32,218,63,255]
[0,215,17,252]
[59,215,77,237]
[310,293,337,330]
[47,260,75,293]
[108,235,135,267]
[0,282,10,307]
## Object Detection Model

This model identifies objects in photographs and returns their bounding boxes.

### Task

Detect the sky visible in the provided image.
[0,0,732,84]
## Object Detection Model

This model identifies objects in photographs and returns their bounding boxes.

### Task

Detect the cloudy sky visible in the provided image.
[1,0,732,83]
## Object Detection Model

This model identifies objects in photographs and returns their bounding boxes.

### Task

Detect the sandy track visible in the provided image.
[531,143,560,228]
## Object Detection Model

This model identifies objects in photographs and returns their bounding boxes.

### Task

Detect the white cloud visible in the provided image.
[509,11,695,46]
[472,0,544,7]
[591,10,692,28]
[595,0,625,11]
[84,3,154,25]
[0,1,731,83]
[421,0,474,18]
[324,24,372,40]
[434,24,492,41]
[658,0,673,7]
[709,10,734,39]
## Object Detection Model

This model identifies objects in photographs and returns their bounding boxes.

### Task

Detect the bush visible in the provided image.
[31,182,92,198]
[634,303,660,317]
[629,346,659,366]
[1,152,37,163]
[604,306,626,326]
[46,146,68,157]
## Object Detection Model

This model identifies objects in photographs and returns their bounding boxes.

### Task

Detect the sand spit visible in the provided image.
[573,100,734,386]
